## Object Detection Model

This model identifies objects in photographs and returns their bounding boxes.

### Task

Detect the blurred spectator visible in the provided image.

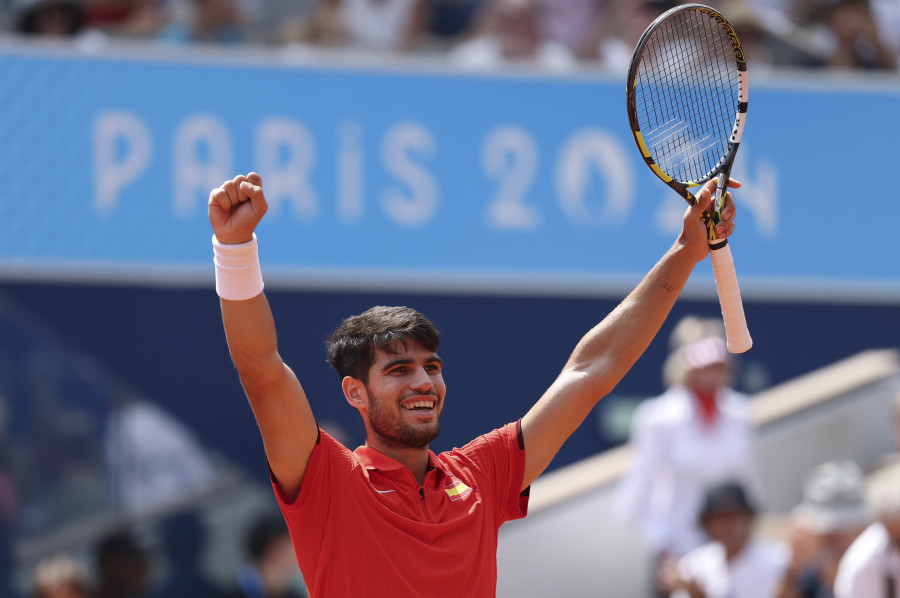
[31,555,91,598]
[810,0,897,69]
[618,317,763,593]
[425,0,483,47]
[150,509,222,598]
[251,0,317,44]
[870,0,900,60]
[228,512,307,598]
[741,0,795,34]
[659,481,790,598]
[595,0,676,73]
[777,460,872,598]
[833,466,900,597]
[105,394,216,518]
[534,0,605,58]
[156,0,246,44]
[718,0,782,69]
[81,0,164,37]
[289,0,427,52]
[13,0,85,34]
[723,0,843,69]
[448,0,578,70]
[94,528,153,598]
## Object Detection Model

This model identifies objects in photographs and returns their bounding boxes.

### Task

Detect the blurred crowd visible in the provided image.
[0,0,897,72]
[23,509,307,598]
[0,386,309,598]
[617,316,900,597]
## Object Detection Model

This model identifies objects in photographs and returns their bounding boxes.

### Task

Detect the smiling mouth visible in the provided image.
[403,400,436,412]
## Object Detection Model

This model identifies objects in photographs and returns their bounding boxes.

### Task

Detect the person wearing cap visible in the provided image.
[658,481,790,598]
[618,318,763,592]
[778,460,873,598]
[833,467,900,598]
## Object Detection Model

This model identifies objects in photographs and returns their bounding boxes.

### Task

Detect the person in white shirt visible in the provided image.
[833,466,900,598]
[293,0,426,53]
[448,0,579,71]
[618,325,763,585]
[105,395,216,516]
[659,481,791,598]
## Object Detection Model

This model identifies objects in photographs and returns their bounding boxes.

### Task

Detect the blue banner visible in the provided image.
[2,43,898,299]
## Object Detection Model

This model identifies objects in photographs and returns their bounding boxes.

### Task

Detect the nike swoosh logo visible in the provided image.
[375,489,395,494]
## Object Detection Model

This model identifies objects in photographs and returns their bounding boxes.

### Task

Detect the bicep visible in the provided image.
[220,294,317,499]
[521,367,613,489]
[243,360,318,502]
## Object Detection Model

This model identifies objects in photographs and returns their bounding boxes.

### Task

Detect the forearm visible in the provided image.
[221,293,284,385]
[521,180,729,487]
[522,240,700,486]
[565,239,699,392]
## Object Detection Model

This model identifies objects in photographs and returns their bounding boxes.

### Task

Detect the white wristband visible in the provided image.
[212,233,264,301]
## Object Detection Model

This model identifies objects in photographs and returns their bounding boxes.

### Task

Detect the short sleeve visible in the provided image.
[270,428,355,512]
[447,420,529,525]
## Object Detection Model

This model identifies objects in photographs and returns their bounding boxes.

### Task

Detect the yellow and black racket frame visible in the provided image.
[625,3,748,244]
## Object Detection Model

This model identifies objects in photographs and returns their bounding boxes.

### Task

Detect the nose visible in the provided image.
[409,366,435,392]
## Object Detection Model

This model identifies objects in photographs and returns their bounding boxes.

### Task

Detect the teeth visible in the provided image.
[405,400,434,410]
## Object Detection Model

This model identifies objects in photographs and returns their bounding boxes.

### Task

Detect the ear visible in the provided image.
[342,376,367,410]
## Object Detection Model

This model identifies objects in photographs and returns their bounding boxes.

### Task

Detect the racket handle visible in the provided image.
[709,242,752,353]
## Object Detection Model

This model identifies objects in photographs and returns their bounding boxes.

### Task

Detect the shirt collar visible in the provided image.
[354,445,444,475]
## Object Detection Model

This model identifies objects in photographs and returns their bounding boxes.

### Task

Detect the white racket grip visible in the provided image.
[709,242,753,353]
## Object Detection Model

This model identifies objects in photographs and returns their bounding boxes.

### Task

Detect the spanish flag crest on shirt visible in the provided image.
[444,476,473,501]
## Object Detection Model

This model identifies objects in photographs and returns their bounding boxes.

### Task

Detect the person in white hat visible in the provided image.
[618,318,763,594]
[833,466,900,598]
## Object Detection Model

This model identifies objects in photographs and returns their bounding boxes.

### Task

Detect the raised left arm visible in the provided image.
[519,179,738,489]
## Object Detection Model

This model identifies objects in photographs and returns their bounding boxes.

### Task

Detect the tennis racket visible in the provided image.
[626,3,752,354]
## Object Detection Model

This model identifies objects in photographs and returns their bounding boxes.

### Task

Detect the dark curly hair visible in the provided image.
[326,306,440,383]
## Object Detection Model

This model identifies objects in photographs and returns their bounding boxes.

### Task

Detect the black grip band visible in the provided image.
[709,239,729,251]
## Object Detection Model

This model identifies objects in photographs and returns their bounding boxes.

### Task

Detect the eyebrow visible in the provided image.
[380,355,443,372]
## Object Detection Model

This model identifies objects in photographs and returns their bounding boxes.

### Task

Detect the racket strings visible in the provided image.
[634,10,740,183]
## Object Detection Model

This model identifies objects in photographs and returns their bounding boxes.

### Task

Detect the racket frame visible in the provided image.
[626,3,748,242]
[625,3,753,353]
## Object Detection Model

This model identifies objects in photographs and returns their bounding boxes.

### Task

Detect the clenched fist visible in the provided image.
[208,172,268,245]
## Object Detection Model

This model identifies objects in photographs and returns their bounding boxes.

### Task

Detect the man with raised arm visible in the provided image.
[208,171,738,597]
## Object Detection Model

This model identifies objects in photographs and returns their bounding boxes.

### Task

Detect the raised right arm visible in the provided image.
[210,172,318,501]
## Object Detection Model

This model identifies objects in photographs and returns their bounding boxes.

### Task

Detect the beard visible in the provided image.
[366,386,441,449]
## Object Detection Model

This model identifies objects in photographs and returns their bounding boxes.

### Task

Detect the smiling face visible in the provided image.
[351,341,446,450]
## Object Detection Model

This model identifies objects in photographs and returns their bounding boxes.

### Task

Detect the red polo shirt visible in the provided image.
[272,421,529,597]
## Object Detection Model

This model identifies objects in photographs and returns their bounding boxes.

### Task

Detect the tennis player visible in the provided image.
[208,171,738,597]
